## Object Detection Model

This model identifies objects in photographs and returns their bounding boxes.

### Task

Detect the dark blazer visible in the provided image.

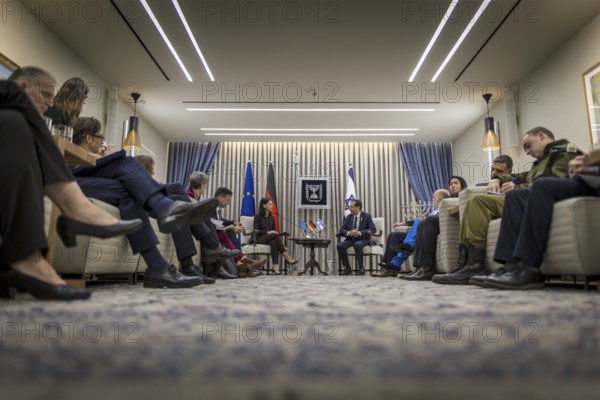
[212,209,234,228]
[339,211,376,240]
[253,213,276,240]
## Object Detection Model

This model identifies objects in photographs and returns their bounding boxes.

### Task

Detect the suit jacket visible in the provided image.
[211,208,234,230]
[339,211,376,241]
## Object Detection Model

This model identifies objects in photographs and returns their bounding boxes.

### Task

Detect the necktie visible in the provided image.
[353,216,358,229]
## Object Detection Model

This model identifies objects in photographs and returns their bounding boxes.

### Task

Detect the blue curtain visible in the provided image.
[398,143,452,202]
[166,142,220,186]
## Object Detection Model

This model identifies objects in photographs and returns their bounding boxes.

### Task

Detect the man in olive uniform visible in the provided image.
[433,127,582,285]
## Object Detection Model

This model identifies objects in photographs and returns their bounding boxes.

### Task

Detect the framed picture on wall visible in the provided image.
[583,60,600,147]
[296,176,331,209]
[0,53,19,78]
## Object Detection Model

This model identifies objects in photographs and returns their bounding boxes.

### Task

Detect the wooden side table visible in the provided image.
[293,238,331,276]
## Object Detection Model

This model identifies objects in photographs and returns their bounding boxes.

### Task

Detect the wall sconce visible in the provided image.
[123,92,142,156]
[482,93,500,151]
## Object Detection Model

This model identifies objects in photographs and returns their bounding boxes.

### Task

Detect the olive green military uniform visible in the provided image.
[460,139,581,246]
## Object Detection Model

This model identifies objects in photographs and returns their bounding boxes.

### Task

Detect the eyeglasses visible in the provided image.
[91,134,105,141]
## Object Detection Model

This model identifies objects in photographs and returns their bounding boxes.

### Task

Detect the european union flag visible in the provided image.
[241,161,255,217]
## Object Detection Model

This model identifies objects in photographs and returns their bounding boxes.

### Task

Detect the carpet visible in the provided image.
[1,276,599,399]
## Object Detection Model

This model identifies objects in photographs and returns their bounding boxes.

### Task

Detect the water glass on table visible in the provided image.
[52,124,73,142]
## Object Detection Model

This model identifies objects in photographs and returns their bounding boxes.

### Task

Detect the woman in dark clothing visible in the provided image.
[44,76,88,126]
[0,71,141,301]
[253,198,297,274]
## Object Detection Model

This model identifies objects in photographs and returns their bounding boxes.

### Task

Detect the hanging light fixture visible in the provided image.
[123,92,142,156]
[482,93,500,151]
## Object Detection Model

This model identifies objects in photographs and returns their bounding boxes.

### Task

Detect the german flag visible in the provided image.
[265,162,280,233]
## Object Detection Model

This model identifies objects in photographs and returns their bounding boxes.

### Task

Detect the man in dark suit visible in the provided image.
[472,152,600,289]
[337,199,377,276]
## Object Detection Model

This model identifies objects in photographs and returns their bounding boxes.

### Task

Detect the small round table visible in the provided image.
[292,238,331,276]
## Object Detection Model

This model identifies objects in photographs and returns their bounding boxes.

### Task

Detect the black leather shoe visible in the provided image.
[469,265,512,287]
[143,265,203,288]
[57,216,143,247]
[356,267,366,276]
[201,245,241,260]
[179,264,216,284]
[403,267,436,281]
[340,267,352,276]
[483,264,544,290]
[0,270,91,300]
[157,198,218,234]
[208,265,237,280]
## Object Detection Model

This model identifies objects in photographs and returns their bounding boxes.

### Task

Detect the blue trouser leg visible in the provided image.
[390,219,421,267]
[383,231,407,262]
[76,177,158,254]
[78,157,166,209]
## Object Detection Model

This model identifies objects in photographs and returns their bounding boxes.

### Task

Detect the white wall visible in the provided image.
[453,13,600,182]
[0,5,169,180]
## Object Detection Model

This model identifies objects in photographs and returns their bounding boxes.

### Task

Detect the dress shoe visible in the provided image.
[143,265,203,288]
[241,258,266,271]
[403,267,436,281]
[208,265,236,279]
[378,262,393,270]
[236,263,259,278]
[399,267,420,280]
[483,264,544,290]
[0,269,91,300]
[356,267,366,276]
[201,245,241,262]
[469,265,513,287]
[57,216,143,247]
[371,268,398,278]
[157,198,218,234]
[340,267,352,276]
[179,264,216,284]
[285,258,299,266]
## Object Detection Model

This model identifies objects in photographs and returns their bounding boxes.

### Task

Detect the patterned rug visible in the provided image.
[1,276,599,399]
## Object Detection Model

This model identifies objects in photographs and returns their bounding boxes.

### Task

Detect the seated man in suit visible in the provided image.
[433,127,582,285]
[471,152,600,289]
[69,117,220,288]
[337,199,376,276]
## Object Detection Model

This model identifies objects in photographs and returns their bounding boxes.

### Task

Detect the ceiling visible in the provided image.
[23,0,600,142]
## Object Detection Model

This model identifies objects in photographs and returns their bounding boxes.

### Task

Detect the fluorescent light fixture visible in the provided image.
[431,0,492,82]
[409,0,460,82]
[139,0,193,82]
[187,108,435,112]
[204,133,416,137]
[201,128,419,132]
[171,0,215,81]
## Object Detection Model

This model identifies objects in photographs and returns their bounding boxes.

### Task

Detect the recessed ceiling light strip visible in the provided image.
[408,0,460,82]
[204,133,416,137]
[201,128,419,132]
[431,0,492,82]
[454,0,522,81]
[187,108,435,112]
[139,0,193,82]
[171,0,215,81]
